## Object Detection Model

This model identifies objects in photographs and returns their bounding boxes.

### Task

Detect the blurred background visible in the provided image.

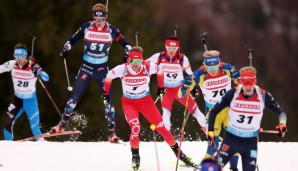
[0,0,297,142]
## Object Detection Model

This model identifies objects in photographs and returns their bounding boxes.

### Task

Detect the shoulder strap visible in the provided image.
[142,61,150,76]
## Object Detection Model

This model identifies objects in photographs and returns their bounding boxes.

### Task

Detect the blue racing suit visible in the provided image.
[61,20,131,136]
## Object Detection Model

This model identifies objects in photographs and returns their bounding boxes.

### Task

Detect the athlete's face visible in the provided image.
[130,59,142,72]
[15,57,27,67]
[242,84,255,96]
[205,65,219,77]
[94,16,107,28]
[165,46,178,58]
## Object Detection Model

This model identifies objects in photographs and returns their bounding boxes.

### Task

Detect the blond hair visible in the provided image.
[240,66,257,74]
[92,3,108,12]
[203,50,220,57]
[130,46,143,53]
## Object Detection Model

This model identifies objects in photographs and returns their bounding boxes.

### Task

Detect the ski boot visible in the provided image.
[131,154,140,171]
[50,120,68,134]
[171,143,199,168]
[108,124,119,143]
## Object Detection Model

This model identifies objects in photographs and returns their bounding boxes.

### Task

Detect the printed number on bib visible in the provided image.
[237,115,253,124]
[17,81,29,87]
[212,88,226,98]
[89,43,110,52]
[166,73,178,79]
[132,87,138,90]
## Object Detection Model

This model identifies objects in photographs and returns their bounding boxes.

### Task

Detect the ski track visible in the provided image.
[0,141,297,171]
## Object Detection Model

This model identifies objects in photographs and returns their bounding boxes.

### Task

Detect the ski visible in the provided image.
[17,130,82,142]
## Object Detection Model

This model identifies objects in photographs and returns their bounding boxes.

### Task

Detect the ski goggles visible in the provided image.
[130,59,142,64]
[14,48,27,59]
[94,18,106,22]
[205,65,219,71]
[240,71,256,86]
[165,46,179,51]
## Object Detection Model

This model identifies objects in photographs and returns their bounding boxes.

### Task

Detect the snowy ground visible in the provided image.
[0,141,297,171]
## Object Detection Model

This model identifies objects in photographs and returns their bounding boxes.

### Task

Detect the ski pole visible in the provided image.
[106,0,109,9]
[154,96,160,104]
[259,128,279,134]
[63,58,73,91]
[29,32,37,59]
[200,32,208,51]
[37,78,62,115]
[150,124,160,171]
[175,87,191,171]
[28,32,62,116]
[248,49,255,66]
[129,29,140,46]
[173,25,179,37]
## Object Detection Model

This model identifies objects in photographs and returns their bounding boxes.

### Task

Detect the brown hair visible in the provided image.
[240,66,257,74]
[130,46,143,53]
[92,3,108,12]
[13,43,27,50]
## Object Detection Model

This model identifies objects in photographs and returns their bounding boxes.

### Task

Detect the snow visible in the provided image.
[0,141,296,171]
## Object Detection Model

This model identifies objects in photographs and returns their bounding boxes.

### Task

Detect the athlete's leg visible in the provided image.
[62,63,93,120]
[139,95,176,146]
[4,97,23,140]
[239,138,258,171]
[122,97,141,149]
[176,92,206,128]
[161,87,175,130]
[23,95,42,137]
[95,64,118,138]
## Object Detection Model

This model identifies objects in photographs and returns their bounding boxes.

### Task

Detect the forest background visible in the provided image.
[0,0,297,142]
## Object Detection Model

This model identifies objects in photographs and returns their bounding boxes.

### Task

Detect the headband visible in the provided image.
[165,39,179,47]
[240,71,256,80]
[14,48,27,58]
[129,51,143,60]
[93,11,107,17]
[203,56,220,66]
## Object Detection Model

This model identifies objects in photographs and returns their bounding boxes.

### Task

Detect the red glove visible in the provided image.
[276,124,287,138]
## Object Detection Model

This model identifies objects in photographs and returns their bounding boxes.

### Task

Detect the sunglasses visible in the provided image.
[130,59,142,64]
[94,18,106,22]
[14,56,26,59]
[240,78,256,86]
[165,46,179,51]
[205,65,219,71]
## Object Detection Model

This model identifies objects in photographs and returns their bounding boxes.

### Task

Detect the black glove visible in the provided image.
[32,64,42,77]
[276,124,287,138]
[191,85,200,98]
[102,93,110,105]
[59,48,69,59]
[183,76,193,87]
[123,54,129,63]
[231,69,240,79]
[157,87,166,98]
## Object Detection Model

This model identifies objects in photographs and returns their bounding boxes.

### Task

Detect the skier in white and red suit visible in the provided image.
[102,46,198,170]
[146,37,206,131]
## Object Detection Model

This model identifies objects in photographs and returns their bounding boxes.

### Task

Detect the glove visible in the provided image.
[207,131,215,146]
[102,92,110,105]
[123,54,129,63]
[276,123,287,138]
[191,85,200,98]
[231,69,240,79]
[59,48,69,59]
[157,87,166,98]
[32,64,42,77]
[183,76,193,87]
